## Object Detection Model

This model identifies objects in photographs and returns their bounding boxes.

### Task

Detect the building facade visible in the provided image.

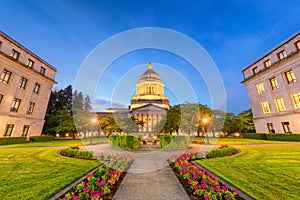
[242,31,300,133]
[0,32,57,138]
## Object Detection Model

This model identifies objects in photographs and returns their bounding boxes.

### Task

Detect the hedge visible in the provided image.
[242,133,267,140]
[266,133,300,141]
[66,147,93,157]
[29,135,55,142]
[0,137,27,145]
[160,135,190,149]
[206,146,233,157]
[108,134,140,150]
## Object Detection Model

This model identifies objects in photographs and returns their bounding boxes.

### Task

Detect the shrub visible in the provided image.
[0,137,27,145]
[66,147,93,157]
[242,133,267,140]
[266,133,300,141]
[30,135,55,142]
[206,146,234,157]
[160,135,190,149]
[108,134,140,150]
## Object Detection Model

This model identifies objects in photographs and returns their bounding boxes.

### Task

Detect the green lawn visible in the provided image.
[0,147,100,200]
[196,145,300,200]
[193,137,296,145]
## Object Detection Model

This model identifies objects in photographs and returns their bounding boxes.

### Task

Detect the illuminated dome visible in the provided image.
[138,63,162,84]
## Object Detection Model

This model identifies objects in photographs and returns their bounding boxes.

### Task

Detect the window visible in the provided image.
[0,94,3,104]
[3,124,14,136]
[19,77,28,89]
[269,77,279,90]
[11,49,20,60]
[274,97,286,111]
[0,41,2,50]
[22,125,30,137]
[10,98,21,112]
[261,101,271,114]
[0,69,12,84]
[267,123,275,133]
[295,40,300,50]
[27,102,35,115]
[256,82,265,95]
[40,67,45,75]
[264,59,271,68]
[277,50,287,60]
[252,67,258,75]
[292,93,300,109]
[27,59,34,68]
[282,122,291,133]
[33,83,40,94]
[285,70,297,84]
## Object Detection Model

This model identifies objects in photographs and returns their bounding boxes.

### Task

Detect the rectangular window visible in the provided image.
[27,59,34,68]
[22,125,30,137]
[27,102,35,115]
[267,123,275,133]
[285,70,297,84]
[19,77,28,89]
[11,49,20,60]
[11,98,21,112]
[0,69,12,84]
[0,94,3,104]
[269,77,279,90]
[282,122,291,133]
[264,59,271,68]
[252,67,258,75]
[274,97,286,111]
[261,101,271,114]
[33,83,40,94]
[292,93,300,109]
[256,82,265,95]
[40,67,45,75]
[0,41,2,50]
[277,50,287,60]
[3,124,14,136]
[295,40,300,50]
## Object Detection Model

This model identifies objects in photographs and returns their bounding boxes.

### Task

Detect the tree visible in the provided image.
[98,115,121,135]
[236,109,255,133]
[154,105,181,135]
[180,103,199,135]
[83,96,92,111]
[73,90,84,110]
[222,112,238,134]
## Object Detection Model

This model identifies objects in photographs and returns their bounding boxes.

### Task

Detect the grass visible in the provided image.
[0,137,108,148]
[196,145,300,200]
[0,147,101,200]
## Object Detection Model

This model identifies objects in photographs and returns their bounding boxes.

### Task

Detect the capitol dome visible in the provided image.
[137,63,162,84]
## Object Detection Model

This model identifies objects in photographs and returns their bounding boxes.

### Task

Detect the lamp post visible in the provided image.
[91,118,97,145]
[203,118,209,144]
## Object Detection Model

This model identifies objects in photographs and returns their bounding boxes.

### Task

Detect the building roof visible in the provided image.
[138,63,162,84]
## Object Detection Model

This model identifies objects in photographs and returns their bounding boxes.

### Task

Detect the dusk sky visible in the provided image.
[1,0,300,113]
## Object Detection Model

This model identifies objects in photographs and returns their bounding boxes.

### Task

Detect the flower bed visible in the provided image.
[59,153,133,200]
[170,153,244,200]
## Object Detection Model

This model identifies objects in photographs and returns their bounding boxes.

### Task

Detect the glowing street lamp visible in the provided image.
[203,118,209,144]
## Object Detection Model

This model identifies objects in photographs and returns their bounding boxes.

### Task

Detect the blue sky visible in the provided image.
[1,0,300,113]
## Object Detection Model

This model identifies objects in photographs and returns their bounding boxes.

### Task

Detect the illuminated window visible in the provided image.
[282,122,291,133]
[261,101,271,114]
[256,82,265,95]
[267,123,275,133]
[277,50,287,60]
[264,59,271,68]
[292,93,300,109]
[0,70,12,84]
[22,125,30,137]
[11,49,20,60]
[27,102,35,115]
[19,77,28,89]
[285,70,297,84]
[295,40,300,50]
[3,124,14,136]
[0,94,3,103]
[33,83,40,94]
[40,67,45,75]
[11,98,21,112]
[269,77,279,89]
[27,59,34,68]
[252,67,258,75]
[274,97,286,111]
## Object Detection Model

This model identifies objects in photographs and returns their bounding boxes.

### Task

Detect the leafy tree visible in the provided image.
[236,109,255,133]
[154,105,181,135]
[98,115,121,135]
[180,103,200,135]
[222,112,239,134]
[83,96,92,111]
[73,90,84,110]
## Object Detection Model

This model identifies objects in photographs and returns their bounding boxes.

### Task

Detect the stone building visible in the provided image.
[242,31,300,133]
[0,31,57,138]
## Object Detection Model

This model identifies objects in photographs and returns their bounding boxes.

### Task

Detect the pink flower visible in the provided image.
[86,181,90,186]
[73,196,79,200]
[82,187,89,194]
[233,189,238,194]
[204,196,210,200]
